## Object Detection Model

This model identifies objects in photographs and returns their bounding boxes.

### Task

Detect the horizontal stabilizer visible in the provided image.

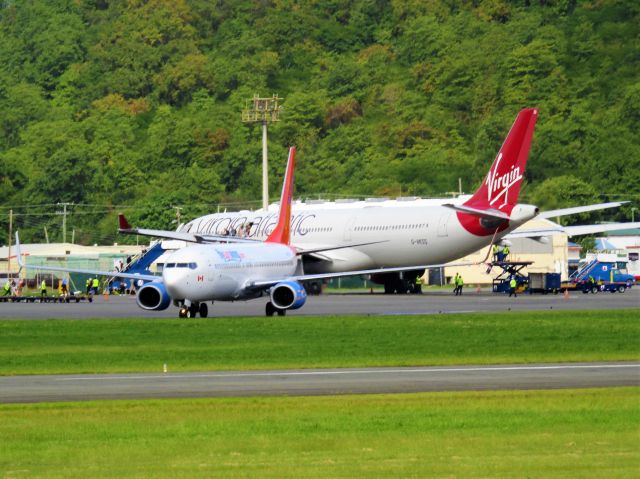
[539,202,629,219]
[443,204,510,221]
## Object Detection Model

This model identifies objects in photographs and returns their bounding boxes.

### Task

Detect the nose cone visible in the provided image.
[509,204,539,225]
[161,250,197,299]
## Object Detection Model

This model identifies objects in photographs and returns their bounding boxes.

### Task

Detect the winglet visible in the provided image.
[265,146,296,245]
[15,232,24,268]
[118,214,132,231]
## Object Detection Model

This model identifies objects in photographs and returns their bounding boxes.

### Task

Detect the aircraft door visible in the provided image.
[437,213,452,237]
[344,217,357,242]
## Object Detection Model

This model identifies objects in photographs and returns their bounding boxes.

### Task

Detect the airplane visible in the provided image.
[117,107,639,293]
[16,108,639,316]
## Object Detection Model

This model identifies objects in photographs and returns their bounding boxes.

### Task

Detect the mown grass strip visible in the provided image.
[0,387,638,478]
[0,309,638,375]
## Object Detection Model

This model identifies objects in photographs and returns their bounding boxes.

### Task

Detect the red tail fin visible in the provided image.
[265,146,296,245]
[465,108,538,210]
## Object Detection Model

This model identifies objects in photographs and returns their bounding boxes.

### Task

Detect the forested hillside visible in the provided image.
[1,0,638,244]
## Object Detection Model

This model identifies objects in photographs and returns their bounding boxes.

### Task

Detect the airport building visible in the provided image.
[0,242,144,291]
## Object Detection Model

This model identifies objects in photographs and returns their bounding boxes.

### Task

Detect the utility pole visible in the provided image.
[242,94,283,210]
[57,202,72,243]
[8,209,12,279]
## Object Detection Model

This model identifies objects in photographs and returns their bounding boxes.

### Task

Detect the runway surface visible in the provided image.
[1,362,637,403]
[0,288,638,319]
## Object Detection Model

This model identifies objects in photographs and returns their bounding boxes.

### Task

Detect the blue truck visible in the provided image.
[566,254,635,293]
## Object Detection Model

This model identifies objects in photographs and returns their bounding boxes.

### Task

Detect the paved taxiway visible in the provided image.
[1,362,637,403]
[0,288,637,319]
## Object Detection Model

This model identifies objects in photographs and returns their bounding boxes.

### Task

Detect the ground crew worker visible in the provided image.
[503,245,510,261]
[492,244,500,262]
[509,277,518,297]
[86,278,92,295]
[61,278,69,298]
[455,274,464,296]
[92,277,100,295]
[453,273,460,295]
[40,280,47,299]
[3,280,11,296]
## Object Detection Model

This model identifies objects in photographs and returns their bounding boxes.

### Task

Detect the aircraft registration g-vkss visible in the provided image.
[17,108,639,316]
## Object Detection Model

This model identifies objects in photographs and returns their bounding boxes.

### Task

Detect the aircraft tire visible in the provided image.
[199,302,208,318]
[265,302,275,317]
[178,307,188,318]
[189,303,198,318]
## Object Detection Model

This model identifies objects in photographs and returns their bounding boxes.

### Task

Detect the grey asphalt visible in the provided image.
[1,362,638,403]
[0,287,637,319]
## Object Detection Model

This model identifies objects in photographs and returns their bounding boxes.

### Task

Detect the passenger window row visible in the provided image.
[354,223,427,232]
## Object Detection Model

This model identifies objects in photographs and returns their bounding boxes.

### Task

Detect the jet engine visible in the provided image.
[270,281,307,310]
[136,281,171,311]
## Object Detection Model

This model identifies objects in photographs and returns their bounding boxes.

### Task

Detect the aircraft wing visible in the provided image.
[15,233,160,283]
[295,240,388,256]
[538,201,628,219]
[504,221,640,240]
[247,260,480,289]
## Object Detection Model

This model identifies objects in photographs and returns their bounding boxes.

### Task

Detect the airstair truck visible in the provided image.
[567,253,635,293]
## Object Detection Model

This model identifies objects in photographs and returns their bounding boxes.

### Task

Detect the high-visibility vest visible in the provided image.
[3,281,10,291]
[504,247,510,256]
[41,280,46,290]
[510,278,517,288]
[457,276,464,286]
[92,278,99,288]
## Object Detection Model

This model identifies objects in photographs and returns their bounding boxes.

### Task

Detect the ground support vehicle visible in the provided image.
[0,293,93,303]
[491,261,532,293]
[527,272,561,294]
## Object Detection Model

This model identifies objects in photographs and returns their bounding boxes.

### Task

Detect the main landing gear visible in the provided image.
[178,301,209,318]
[265,302,286,317]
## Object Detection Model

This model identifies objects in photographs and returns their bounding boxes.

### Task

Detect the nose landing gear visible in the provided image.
[177,301,210,318]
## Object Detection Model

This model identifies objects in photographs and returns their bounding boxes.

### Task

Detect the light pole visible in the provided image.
[632,207,637,223]
[242,95,283,210]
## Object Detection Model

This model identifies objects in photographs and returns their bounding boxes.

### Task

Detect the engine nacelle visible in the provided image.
[136,281,171,311]
[270,281,307,310]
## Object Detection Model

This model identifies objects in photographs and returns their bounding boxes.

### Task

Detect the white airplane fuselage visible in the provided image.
[162,243,298,301]
[180,203,539,274]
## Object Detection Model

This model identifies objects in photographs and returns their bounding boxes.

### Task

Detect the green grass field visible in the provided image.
[0,309,638,375]
[1,388,638,478]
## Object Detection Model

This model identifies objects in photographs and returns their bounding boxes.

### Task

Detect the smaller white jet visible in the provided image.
[16,147,478,318]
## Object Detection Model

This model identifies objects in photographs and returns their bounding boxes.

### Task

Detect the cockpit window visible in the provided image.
[166,263,176,268]
[177,263,188,268]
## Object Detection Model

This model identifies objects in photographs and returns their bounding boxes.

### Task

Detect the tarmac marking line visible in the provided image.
[54,364,640,382]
